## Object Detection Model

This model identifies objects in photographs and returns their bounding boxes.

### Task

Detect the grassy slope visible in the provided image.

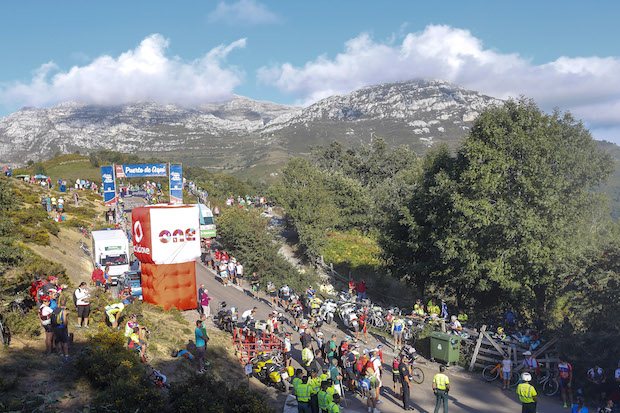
[0,177,256,412]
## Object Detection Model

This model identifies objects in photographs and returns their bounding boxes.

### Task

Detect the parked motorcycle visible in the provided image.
[215,302,237,333]
[250,351,294,392]
[318,299,338,324]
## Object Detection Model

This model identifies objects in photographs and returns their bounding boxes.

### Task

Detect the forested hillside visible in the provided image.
[271,98,620,368]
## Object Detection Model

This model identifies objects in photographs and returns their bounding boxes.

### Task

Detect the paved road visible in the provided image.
[192,261,566,413]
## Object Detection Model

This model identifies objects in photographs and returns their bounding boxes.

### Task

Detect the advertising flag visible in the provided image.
[169,164,183,205]
[101,166,117,206]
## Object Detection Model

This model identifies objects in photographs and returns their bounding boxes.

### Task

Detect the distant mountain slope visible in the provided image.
[0,79,502,167]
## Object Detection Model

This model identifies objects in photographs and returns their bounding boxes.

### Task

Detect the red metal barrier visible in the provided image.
[232,328,285,364]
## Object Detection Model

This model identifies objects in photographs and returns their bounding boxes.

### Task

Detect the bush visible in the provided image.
[40,219,59,237]
[4,308,41,339]
[168,372,274,413]
[75,329,166,412]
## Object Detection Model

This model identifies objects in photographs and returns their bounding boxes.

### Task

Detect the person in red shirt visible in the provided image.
[91,264,105,287]
[357,280,367,302]
[348,280,356,296]
[221,252,229,263]
[356,308,369,344]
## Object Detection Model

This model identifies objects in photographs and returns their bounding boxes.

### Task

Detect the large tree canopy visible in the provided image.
[380,98,615,316]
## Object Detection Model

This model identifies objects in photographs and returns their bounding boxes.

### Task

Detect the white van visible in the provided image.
[91,229,130,291]
[196,204,216,239]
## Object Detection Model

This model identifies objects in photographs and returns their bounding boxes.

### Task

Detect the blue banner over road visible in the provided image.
[101,166,117,206]
[169,164,183,204]
[115,163,167,178]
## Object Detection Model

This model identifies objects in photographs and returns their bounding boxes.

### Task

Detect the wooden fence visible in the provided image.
[467,325,558,375]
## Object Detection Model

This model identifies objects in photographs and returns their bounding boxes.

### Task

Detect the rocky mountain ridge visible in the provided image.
[0,79,502,166]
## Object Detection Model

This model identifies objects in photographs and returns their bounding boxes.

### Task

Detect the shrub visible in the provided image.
[168,372,274,413]
[75,329,166,412]
[40,219,59,237]
[4,308,41,339]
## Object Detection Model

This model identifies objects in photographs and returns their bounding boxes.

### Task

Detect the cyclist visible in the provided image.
[557,355,574,408]
[392,315,405,350]
[356,308,368,344]
[250,272,260,299]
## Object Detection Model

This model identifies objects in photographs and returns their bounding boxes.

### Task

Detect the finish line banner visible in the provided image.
[169,164,183,205]
[101,166,117,206]
[115,164,167,178]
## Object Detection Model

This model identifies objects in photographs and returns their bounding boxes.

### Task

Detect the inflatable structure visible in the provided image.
[132,205,200,310]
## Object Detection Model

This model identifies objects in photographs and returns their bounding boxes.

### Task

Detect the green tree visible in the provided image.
[381,98,615,315]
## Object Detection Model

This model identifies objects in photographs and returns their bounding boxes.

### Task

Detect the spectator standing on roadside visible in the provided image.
[348,279,356,296]
[356,280,367,302]
[399,356,413,410]
[522,351,540,387]
[39,295,54,354]
[52,299,70,359]
[236,262,243,287]
[195,320,207,373]
[250,272,260,299]
[75,282,90,328]
[91,264,105,287]
[267,281,277,307]
[502,352,513,390]
[557,355,574,408]
[586,364,606,407]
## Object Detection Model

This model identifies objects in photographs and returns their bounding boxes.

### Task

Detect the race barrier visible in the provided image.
[232,328,285,364]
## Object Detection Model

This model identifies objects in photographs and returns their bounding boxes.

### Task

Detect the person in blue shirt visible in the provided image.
[504,309,517,330]
[195,320,207,373]
[49,290,59,310]
[440,299,449,320]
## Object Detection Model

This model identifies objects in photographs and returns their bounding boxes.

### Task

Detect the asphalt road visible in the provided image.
[192,261,567,413]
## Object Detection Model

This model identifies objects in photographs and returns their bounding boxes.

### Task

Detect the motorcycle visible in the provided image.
[215,302,237,333]
[250,351,294,392]
[318,299,338,324]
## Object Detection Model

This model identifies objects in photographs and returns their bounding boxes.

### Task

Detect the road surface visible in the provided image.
[191,261,566,413]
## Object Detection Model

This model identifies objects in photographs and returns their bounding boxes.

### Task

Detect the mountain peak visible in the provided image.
[0,80,501,166]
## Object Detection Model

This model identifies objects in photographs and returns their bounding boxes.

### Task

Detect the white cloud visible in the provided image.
[258,25,620,140]
[208,0,279,25]
[0,34,246,107]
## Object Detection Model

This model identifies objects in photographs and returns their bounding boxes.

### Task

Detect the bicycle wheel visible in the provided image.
[509,371,520,388]
[542,378,559,396]
[482,364,499,382]
[411,367,424,384]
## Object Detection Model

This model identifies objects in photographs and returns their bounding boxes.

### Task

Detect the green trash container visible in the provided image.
[430,331,462,364]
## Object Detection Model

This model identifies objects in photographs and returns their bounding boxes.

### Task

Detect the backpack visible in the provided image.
[30,279,47,299]
[50,307,64,328]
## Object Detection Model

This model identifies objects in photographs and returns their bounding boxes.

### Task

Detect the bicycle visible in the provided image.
[410,365,424,384]
[78,226,90,239]
[78,241,91,257]
[538,373,559,396]
[482,363,520,388]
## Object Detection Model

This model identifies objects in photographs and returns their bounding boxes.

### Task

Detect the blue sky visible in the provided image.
[1,0,620,143]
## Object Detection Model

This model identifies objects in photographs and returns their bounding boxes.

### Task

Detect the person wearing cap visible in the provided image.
[356,307,369,344]
[516,372,537,413]
[318,380,331,413]
[53,298,70,359]
[39,295,54,353]
[399,355,413,410]
[75,282,91,328]
[91,264,105,287]
[48,289,59,310]
[432,365,450,413]
[326,394,340,413]
[308,368,321,413]
[329,358,343,396]
[522,351,540,387]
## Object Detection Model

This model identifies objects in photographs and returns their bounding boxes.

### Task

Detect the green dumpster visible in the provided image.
[430,331,462,364]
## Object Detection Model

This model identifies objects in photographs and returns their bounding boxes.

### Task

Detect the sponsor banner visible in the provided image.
[132,205,201,265]
[169,164,183,205]
[119,163,167,178]
[101,166,117,206]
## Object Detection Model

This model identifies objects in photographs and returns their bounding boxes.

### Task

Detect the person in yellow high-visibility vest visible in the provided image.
[292,369,304,395]
[317,380,331,413]
[308,368,321,413]
[295,375,312,413]
[516,372,537,413]
[432,365,450,413]
[326,394,341,413]
[302,341,314,371]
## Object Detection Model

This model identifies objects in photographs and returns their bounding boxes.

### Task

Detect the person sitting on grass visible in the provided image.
[105,292,133,329]
[129,326,147,362]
